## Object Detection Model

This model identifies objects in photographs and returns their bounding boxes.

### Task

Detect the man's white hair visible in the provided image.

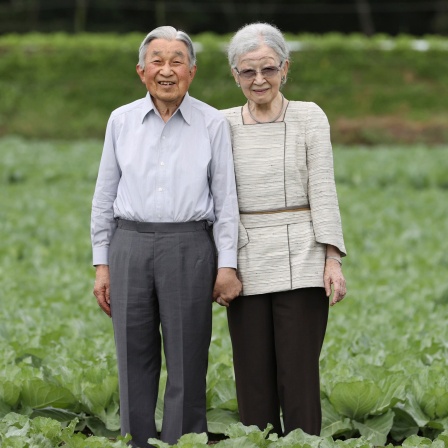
[138,26,196,69]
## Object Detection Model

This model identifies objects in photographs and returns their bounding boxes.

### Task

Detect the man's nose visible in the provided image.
[160,61,172,75]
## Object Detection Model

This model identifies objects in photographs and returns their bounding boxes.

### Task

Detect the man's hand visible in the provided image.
[93,264,111,317]
[213,268,242,307]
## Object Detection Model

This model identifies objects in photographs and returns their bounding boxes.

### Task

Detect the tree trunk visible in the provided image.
[74,0,88,33]
[220,0,238,35]
[355,0,375,36]
[27,0,39,31]
[432,0,448,34]
[155,0,166,27]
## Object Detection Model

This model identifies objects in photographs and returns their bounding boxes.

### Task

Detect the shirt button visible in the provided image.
[160,162,165,166]
[158,187,163,191]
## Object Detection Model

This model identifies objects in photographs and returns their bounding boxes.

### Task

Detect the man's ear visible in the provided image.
[189,65,197,81]
[136,64,145,83]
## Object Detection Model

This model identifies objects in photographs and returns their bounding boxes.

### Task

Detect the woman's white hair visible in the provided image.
[138,26,196,69]
[227,22,290,68]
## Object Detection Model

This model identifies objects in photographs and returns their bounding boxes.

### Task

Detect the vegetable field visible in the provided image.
[1,137,447,447]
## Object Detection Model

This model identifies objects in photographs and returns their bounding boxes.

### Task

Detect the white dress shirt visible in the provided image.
[91,92,238,269]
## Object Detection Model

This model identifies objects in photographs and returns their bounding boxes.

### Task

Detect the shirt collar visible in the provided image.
[141,92,192,125]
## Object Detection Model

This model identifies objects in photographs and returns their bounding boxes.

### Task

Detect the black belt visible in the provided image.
[117,219,209,233]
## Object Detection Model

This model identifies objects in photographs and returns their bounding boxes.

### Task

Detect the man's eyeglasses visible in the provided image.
[235,63,282,80]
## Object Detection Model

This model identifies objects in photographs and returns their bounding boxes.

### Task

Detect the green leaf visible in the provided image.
[396,393,430,427]
[207,408,239,434]
[59,418,80,442]
[30,406,80,422]
[401,434,432,446]
[223,422,274,447]
[0,412,30,432]
[373,374,406,414]
[274,428,334,447]
[155,396,163,433]
[60,431,89,448]
[435,393,448,419]
[20,378,78,410]
[208,379,238,412]
[214,437,260,448]
[147,438,171,448]
[29,416,62,443]
[425,419,444,430]
[104,402,121,431]
[321,398,353,437]
[439,417,448,430]
[353,410,394,446]
[85,416,120,438]
[81,376,118,414]
[177,432,209,446]
[390,407,419,441]
[225,422,272,439]
[3,420,31,438]
[225,422,265,438]
[329,381,382,420]
[333,437,374,448]
[430,441,446,448]
[0,381,21,408]
[0,399,12,418]
[436,430,448,444]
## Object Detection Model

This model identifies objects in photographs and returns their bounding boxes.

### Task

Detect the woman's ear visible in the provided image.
[231,68,240,87]
[282,59,290,78]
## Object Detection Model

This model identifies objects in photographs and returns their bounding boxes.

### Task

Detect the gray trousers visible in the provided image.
[109,219,216,447]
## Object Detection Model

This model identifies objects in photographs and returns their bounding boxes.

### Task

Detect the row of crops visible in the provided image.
[1,137,448,447]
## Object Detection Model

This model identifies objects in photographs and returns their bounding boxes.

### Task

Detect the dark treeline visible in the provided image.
[0,0,448,36]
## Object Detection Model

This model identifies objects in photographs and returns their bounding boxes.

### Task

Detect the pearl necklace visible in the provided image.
[247,94,285,124]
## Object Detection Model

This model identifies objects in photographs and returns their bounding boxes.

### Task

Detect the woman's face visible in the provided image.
[233,44,289,106]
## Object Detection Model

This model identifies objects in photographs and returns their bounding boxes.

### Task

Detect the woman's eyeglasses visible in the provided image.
[235,63,282,80]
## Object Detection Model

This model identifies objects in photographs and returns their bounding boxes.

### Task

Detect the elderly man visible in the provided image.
[91,26,241,447]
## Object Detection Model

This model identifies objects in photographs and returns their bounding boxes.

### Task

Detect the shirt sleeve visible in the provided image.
[306,102,346,257]
[91,115,121,265]
[209,117,239,269]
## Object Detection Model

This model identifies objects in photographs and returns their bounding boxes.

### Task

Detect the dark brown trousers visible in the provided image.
[227,287,328,436]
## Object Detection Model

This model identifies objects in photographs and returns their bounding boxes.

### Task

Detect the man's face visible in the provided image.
[136,39,196,109]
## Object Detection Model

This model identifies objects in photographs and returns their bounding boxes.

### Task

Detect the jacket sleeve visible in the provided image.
[305,102,346,257]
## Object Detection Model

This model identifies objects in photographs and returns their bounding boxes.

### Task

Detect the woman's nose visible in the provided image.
[253,71,266,83]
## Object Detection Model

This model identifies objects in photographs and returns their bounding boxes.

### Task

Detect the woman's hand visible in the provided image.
[324,258,346,306]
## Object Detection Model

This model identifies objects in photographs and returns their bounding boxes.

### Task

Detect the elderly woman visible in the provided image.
[219,23,347,437]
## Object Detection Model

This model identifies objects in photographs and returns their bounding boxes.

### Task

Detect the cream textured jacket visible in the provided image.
[222,101,346,296]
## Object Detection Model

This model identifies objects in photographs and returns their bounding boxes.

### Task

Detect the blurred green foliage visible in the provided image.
[1,137,448,446]
[0,32,447,143]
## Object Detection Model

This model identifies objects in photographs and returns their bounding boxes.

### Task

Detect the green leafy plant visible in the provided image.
[1,138,448,446]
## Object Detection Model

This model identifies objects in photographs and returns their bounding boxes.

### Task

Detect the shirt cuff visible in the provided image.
[217,249,237,270]
[92,246,109,266]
